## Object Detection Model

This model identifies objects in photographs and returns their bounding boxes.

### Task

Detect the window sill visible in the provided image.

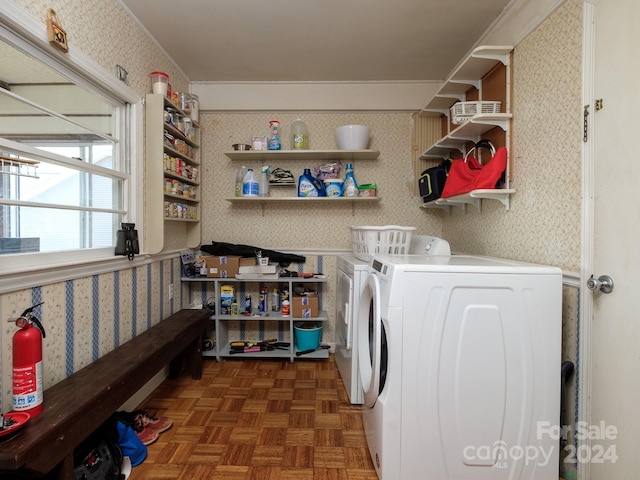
[0,250,179,294]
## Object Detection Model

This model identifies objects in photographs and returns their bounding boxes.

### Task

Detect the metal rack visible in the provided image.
[0,154,39,179]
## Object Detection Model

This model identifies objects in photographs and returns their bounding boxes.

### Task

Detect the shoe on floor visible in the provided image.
[136,426,159,446]
[134,410,173,433]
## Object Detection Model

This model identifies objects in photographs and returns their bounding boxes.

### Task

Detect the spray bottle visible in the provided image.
[268,120,281,150]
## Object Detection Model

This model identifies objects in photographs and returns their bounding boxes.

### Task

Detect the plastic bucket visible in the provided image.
[294,322,322,350]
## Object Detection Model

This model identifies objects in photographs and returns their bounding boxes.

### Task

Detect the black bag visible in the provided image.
[200,241,306,267]
[115,223,139,261]
[419,159,451,203]
[74,416,124,480]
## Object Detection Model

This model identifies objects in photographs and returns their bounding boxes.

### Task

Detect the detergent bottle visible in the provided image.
[298,168,325,197]
[342,163,359,197]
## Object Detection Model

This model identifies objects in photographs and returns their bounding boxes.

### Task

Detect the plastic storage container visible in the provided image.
[324,178,343,197]
[150,71,169,95]
[350,225,416,261]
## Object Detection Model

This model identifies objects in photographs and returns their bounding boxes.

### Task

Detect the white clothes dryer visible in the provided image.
[336,237,450,405]
[358,254,562,480]
[335,254,369,404]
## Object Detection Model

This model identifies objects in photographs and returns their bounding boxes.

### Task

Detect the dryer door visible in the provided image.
[358,272,384,408]
[336,269,354,350]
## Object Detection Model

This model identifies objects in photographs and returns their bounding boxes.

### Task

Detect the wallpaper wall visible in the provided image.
[442,0,583,273]
[0,0,189,412]
[2,0,583,435]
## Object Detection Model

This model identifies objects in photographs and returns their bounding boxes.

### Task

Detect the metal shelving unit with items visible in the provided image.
[181,275,329,362]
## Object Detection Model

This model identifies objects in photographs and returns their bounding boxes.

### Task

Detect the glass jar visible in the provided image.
[178,92,192,116]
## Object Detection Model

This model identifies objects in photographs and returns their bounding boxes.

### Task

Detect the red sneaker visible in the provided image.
[134,410,173,434]
[136,426,159,446]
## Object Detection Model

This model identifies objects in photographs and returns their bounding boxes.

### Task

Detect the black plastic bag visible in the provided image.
[200,241,305,267]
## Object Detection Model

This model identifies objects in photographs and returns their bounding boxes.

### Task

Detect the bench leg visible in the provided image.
[189,331,204,380]
[168,331,204,380]
[44,454,73,480]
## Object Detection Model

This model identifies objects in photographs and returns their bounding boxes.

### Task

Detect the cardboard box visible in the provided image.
[292,294,319,318]
[204,255,241,278]
[358,183,377,197]
[239,257,256,267]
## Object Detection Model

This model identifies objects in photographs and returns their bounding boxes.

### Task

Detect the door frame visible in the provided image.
[578,1,596,479]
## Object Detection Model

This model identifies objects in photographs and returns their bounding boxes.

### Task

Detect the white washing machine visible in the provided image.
[336,236,450,404]
[358,254,562,480]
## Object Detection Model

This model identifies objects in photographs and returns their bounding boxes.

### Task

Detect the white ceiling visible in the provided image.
[118,0,513,83]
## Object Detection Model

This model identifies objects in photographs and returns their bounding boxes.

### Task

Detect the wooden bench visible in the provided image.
[0,308,210,479]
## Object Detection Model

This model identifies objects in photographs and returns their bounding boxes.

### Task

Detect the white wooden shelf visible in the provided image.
[420,113,512,160]
[225,149,379,162]
[417,45,515,211]
[226,196,380,204]
[145,94,201,253]
[421,188,515,212]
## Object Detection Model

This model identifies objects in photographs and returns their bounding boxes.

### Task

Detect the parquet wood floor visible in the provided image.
[129,355,379,480]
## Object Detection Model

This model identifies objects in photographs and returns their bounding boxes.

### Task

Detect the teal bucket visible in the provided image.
[294,322,322,350]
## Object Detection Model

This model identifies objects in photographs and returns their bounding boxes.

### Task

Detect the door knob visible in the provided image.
[586,275,614,294]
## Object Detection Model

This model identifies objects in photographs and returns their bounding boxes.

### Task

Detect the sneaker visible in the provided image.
[133,410,173,434]
[136,426,159,446]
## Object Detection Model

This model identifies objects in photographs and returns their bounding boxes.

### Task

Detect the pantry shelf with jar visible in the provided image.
[145,93,201,253]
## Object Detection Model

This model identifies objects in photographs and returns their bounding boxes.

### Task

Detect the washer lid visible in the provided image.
[371,254,562,275]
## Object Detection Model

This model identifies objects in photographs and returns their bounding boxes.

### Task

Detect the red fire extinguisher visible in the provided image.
[10,302,45,418]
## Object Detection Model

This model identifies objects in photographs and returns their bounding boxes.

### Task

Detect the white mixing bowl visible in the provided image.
[335,125,371,150]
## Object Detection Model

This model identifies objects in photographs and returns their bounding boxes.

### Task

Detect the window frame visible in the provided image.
[0,3,143,291]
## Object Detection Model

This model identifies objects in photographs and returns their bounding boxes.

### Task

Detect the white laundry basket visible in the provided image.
[350,225,416,262]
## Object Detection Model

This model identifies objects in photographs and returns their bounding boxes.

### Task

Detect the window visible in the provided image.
[0,29,135,273]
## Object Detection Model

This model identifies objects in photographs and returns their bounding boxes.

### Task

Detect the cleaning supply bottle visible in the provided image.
[242,168,259,196]
[235,165,247,197]
[268,120,281,150]
[291,118,309,149]
[259,165,270,197]
[271,288,280,312]
[342,163,359,197]
[298,168,324,197]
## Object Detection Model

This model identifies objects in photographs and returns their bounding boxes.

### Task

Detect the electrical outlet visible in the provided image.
[168,283,174,300]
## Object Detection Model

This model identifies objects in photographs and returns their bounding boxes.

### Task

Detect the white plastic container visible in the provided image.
[324,178,343,197]
[291,119,309,149]
[150,71,169,95]
[335,125,370,149]
[242,168,259,197]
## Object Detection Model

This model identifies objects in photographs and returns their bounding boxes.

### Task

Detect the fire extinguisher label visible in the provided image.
[12,361,43,410]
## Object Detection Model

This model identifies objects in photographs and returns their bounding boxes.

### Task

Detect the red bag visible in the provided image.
[441,141,507,198]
